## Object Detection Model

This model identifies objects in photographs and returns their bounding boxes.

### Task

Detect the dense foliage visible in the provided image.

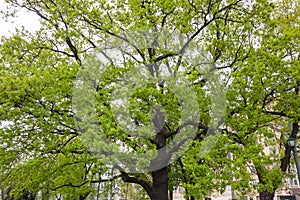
[0,0,299,199]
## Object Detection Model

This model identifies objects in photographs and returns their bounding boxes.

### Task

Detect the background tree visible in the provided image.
[225,0,300,199]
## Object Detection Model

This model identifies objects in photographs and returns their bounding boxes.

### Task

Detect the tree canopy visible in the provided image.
[0,0,300,200]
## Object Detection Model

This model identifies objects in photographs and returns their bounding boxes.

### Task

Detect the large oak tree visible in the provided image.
[1,0,298,200]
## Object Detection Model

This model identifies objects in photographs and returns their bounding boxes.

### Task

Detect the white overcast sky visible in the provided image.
[0,0,40,37]
[0,0,40,127]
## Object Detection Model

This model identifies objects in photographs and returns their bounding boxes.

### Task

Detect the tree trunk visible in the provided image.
[280,123,298,171]
[258,122,299,200]
[151,166,169,200]
[256,167,276,200]
[149,115,169,200]
[259,191,274,200]
[169,189,173,200]
[120,114,171,200]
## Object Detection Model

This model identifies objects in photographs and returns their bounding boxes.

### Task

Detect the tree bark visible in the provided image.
[169,189,173,200]
[120,111,173,200]
[259,191,275,200]
[257,167,276,200]
[257,122,299,200]
[149,112,169,200]
[280,122,299,171]
[151,167,169,200]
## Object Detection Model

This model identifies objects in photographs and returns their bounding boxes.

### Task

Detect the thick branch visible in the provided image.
[280,122,299,172]
[115,165,153,196]
[264,110,288,118]
[166,121,208,138]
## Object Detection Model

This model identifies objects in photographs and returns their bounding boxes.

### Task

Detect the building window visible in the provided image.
[269,146,276,155]
[249,165,257,174]
[289,178,299,186]
[252,179,257,185]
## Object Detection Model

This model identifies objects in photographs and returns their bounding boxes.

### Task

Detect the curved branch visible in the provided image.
[166,121,208,138]
[115,165,153,196]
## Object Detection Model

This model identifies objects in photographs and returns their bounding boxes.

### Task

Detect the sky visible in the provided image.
[0,0,40,37]
[0,1,40,127]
